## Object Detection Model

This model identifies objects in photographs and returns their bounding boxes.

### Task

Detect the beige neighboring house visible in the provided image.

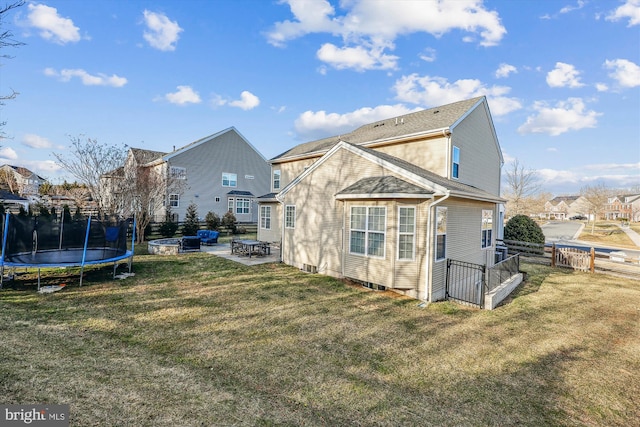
[605,194,640,222]
[542,196,590,220]
[0,164,46,204]
[258,96,506,303]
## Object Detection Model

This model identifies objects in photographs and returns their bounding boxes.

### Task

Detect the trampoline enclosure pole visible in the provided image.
[79,215,92,287]
[0,213,10,289]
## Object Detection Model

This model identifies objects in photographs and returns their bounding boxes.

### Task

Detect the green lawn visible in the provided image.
[578,221,637,249]
[1,254,638,426]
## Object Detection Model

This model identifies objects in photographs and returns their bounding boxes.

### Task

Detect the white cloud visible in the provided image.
[26,3,81,44]
[517,98,601,136]
[606,0,640,26]
[229,91,260,110]
[22,134,52,149]
[316,42,399,71]
[294,104,420,140]
[495,63,517,78]
[603,59,640,88]
[392,74,522,116]
[419,47,437,63]
[44,68,127,87]
[595,82,609,92]
[546,62,584,88]
[162,86,201,105]
[0,147,18,160]
[142,10,183,51]
[267,0,506,71]
[560,0,585,14]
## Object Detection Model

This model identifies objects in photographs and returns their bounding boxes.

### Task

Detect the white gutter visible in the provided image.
[424,192,451,302]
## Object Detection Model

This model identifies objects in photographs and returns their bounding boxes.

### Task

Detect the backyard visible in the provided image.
[0,251,638,426]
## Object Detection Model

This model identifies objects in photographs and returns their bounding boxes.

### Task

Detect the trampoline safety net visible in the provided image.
[1,214,132,266]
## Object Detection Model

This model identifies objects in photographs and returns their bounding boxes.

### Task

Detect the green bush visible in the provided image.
[504,215,545,245]
[205,211,221,230]
[221,211,237,234]
[159,208,178,238]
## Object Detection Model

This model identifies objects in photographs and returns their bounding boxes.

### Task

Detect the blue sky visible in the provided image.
[1,0,638,196]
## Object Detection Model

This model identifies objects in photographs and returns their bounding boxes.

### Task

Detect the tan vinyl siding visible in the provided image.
[272,159,317,192]
[430,198,497,300]
[257,202,281,243]
[374,136,448,178]
[450,106,501,195]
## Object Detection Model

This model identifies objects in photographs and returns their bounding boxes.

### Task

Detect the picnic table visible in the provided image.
[231,239,270,258]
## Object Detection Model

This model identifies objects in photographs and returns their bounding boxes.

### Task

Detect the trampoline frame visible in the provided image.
[0,213,136,290]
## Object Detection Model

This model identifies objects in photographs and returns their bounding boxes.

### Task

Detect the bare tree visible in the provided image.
[580,182,613,234]
[53,136,127,218]
[503,158,542,217]
[0,167,18,193]
[0,1,25,139]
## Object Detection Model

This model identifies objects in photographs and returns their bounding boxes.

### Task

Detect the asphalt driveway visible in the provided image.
[540,221,584,242]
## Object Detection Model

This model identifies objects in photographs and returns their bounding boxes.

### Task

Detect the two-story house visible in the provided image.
[605,194,640,222]
[123,127,270,223]
[542,196,590,220]
[258,96,505,302]
[0,164,46,204]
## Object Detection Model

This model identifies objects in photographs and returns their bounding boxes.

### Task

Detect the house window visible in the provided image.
[170,166,186,179]
[236,198,250,215]
[481,209,493,249]
[222,173,237,187]
[228,198,234,212]
[285,205,296,228]
[215,197,220,202]
[452,146,460,179]
[435,207,447,261]
[169,194,180,208]
[398,206,416,260]
[349,206,386,257]
[260,206,271,230]
[273,170,281,191]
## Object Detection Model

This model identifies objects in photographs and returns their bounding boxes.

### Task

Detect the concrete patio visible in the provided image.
[200,242,281,266]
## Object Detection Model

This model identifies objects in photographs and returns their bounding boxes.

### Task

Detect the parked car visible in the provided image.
[570,215,587,220]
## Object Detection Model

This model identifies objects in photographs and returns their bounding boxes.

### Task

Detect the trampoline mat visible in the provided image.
[4,248,131,266]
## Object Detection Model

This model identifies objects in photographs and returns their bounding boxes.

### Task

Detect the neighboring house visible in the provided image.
[542,196,590,220]
[258,96,505,302]
[0,190,29,212]
[605,194,640,222]
[0,164,46,204]
[119,127,270,223]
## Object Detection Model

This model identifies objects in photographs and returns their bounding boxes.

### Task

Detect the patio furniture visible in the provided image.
[197,229,219,245]
[181,236,201,252]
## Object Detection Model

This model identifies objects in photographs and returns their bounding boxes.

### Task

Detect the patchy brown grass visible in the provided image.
[578,222,637,249]
[1,255,639,426]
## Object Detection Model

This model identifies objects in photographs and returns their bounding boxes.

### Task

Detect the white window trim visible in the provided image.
[435,206,447,262]
[222,172,237,187]
[398,206,416,261]
[452,146,460,180]
[349,206,386,259]
[170,166,187,180]
[169,194,180,208]
[273,170,281,191]
[285,205,296,229]
[260,205,271,230]
[236,198,250,215]
[481,209,493,249]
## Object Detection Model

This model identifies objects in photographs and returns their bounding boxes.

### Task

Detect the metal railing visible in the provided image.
[486,253,520,293]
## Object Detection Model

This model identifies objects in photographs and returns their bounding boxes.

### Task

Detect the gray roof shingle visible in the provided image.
[337,176,433,196]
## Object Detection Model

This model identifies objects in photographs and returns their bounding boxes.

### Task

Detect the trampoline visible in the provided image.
[0,212,135,290]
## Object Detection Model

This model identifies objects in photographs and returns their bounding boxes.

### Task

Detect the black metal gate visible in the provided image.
[446,259,485,308]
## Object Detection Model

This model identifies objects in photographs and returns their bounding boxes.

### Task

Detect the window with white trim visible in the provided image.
[169,194,180,208]
[285,205,296,228]
[398,206,416,260]
[349,206,386,257]
[481,209,493,249]
[236,198,250,214]
[452,146,460,179]
[222,172,237,187]
[228,198,234,212]
[435,207,447,261]
[273,170,281,191]
[170,166,186,180]
[260,206,271,230]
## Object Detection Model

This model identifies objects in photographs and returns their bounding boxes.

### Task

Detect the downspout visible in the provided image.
[424,192,450,302]
[341,201,346,278]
